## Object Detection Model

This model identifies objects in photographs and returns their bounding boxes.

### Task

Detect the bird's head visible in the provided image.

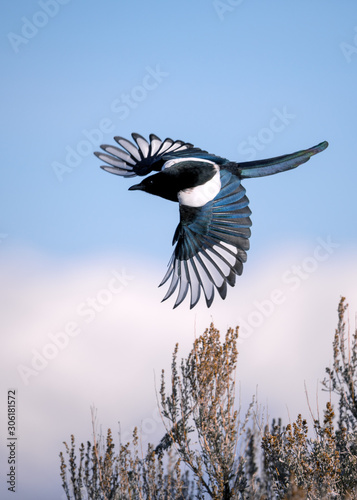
[129,172,178,202]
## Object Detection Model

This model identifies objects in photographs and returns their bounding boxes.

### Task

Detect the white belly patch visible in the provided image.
[178,168,221,207]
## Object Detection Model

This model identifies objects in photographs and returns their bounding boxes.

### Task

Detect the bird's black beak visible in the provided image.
[128,183,144,191]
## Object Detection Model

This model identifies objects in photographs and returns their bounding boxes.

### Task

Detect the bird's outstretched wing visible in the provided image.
[160,170,252,308]
[94,133,197,177]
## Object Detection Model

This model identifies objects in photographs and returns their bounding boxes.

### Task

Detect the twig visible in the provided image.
[90,405,108,500]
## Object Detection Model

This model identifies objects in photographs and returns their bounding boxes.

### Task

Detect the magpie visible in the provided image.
[95,133,328,309]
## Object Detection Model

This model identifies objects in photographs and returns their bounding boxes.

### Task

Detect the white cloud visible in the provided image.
[0,241,355,499]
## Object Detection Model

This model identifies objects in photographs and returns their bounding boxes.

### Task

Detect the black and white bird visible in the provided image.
[95,133,328,309]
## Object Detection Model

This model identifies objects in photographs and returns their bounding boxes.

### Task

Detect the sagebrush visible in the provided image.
[60,297,357,499]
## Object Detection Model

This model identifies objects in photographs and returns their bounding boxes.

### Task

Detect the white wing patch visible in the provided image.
[212,243,238,266]
[191,256,215,305]
[206,248,231,277]
[163,157,215,170]
[95,133,194,177]
[160,238,247,308]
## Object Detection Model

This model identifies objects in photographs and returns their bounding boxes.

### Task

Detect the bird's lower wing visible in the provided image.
[237,141,328,178]
[159,170,252,309]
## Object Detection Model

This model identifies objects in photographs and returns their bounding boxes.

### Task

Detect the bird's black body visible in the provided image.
[95,133,328,309]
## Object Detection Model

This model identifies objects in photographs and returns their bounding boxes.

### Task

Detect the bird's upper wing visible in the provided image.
[94,133,230,177]
[160,169,252,309]
[94,133,198,177]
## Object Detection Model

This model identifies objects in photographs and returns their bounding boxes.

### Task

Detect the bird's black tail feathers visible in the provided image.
[233,141,328,179]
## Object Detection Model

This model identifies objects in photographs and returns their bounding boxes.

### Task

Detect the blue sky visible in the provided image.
[1,1,357,498]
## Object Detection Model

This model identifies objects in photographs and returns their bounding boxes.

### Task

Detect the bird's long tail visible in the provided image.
[236,141,328,179]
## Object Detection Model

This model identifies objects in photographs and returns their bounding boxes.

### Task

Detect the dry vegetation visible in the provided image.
[60,297,357,499]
